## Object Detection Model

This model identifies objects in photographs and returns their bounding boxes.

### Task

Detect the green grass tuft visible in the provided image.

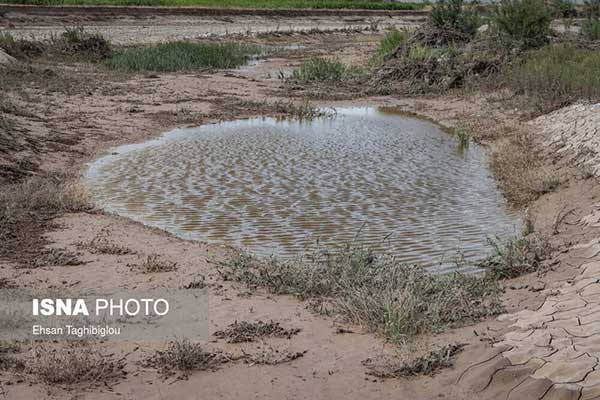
[110,41,260,72]
[288,57,346,83]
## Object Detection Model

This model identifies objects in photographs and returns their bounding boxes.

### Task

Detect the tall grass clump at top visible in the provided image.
[371,28,410,64]
[429,0,481,37]
[506,44,600,111]
[110,41,260,72]
[491,0,552,48]
[218,245,501,344]
[288,57,346,83]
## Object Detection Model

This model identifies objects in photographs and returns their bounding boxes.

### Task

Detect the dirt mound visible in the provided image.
[373,23,505,93]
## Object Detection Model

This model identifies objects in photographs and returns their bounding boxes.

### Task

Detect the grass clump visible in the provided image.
[551,0,577,17]
[371,29,410,64]
[363,343,465,378]
[430,0,481,37]
[214,320,300,343]
[491,0,552,48]
[110,41,259,72]
[128,255,177,273]
[455,127,470,148]
[505,44,600,112]
[0,341,24,371]
[29,344,126,384]
[144,339,228,376]
[288,57,346,83]
[55,26,112,60]
[581,17,600,40]
[478,233,553,279]
[218,246,501,344]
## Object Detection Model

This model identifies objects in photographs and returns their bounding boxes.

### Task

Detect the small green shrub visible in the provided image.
[288,57,346,83]
[492,0,552,48]
[373,29,409,62]
[430,0,481,36]
[581,17,600,40]
[110,42,260,72]
[58,26,111,60]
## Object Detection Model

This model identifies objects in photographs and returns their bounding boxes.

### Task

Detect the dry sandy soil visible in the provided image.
[1,11,600,400]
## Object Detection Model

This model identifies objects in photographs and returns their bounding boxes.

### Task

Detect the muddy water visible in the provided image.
[86,107,519,273]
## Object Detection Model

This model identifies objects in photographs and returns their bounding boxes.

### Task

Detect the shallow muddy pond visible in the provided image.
[87,107,519,273]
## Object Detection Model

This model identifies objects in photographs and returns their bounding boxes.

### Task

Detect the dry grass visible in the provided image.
[76,229,136,255]
[25,247,85,268]
[214,320,300,343]
[218,246,502,344]
[144,339,230,377]
[0,341,24,372]
[241,346,306,366]
[363,344,465,378]
[128,255,178,273]
[489,129,560,205]
[28,344,126,385]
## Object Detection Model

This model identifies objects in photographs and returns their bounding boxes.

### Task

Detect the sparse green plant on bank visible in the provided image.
[218,245,501,344]
[430,0,481,36]
[56,26,112,60]
[144,339,228,376]
[491,0,552,48]
[478,233,552,279]
[287,57,346,83]
[455,127,470,148]
[506,44,600,111]
[110,42,260,72]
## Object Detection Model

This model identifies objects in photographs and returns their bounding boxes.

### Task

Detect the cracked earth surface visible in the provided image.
[459,204,600,400]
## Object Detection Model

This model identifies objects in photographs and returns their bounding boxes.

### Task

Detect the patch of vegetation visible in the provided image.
[551,0,577,17]
[76,229,136,255]
[490,128,560,205]
[55,26,112,60]
[25,247,85,268]
[28,344,126,384]
[581,17,600,40]
[241,347,306,365]
[128,255,178,273]
[0,341,24,372]
[214,320,300,343]
[363,344,464,378]
[1,0,425,10]
[455,127,470,148]
[0,173,90,235]
[430,0,481,37]
[218,246,502,344]
[110,42,260,72]
[491,0,552,48]
[584,0,600,18]
[182,275,207,289]
[371,29,410,64]
[288,57,346,83]
[505,44,600,112]
[478,233,553,279]
[144,339,229,377]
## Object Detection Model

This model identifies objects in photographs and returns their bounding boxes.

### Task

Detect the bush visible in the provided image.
[373,29,410,62]
[288,57,347,83]
[57,26,111,60]
[581,17,600,40]
[429,0,481,36]
[506,44,600,111]
[492,0,552,48]
[110,41,259,72]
